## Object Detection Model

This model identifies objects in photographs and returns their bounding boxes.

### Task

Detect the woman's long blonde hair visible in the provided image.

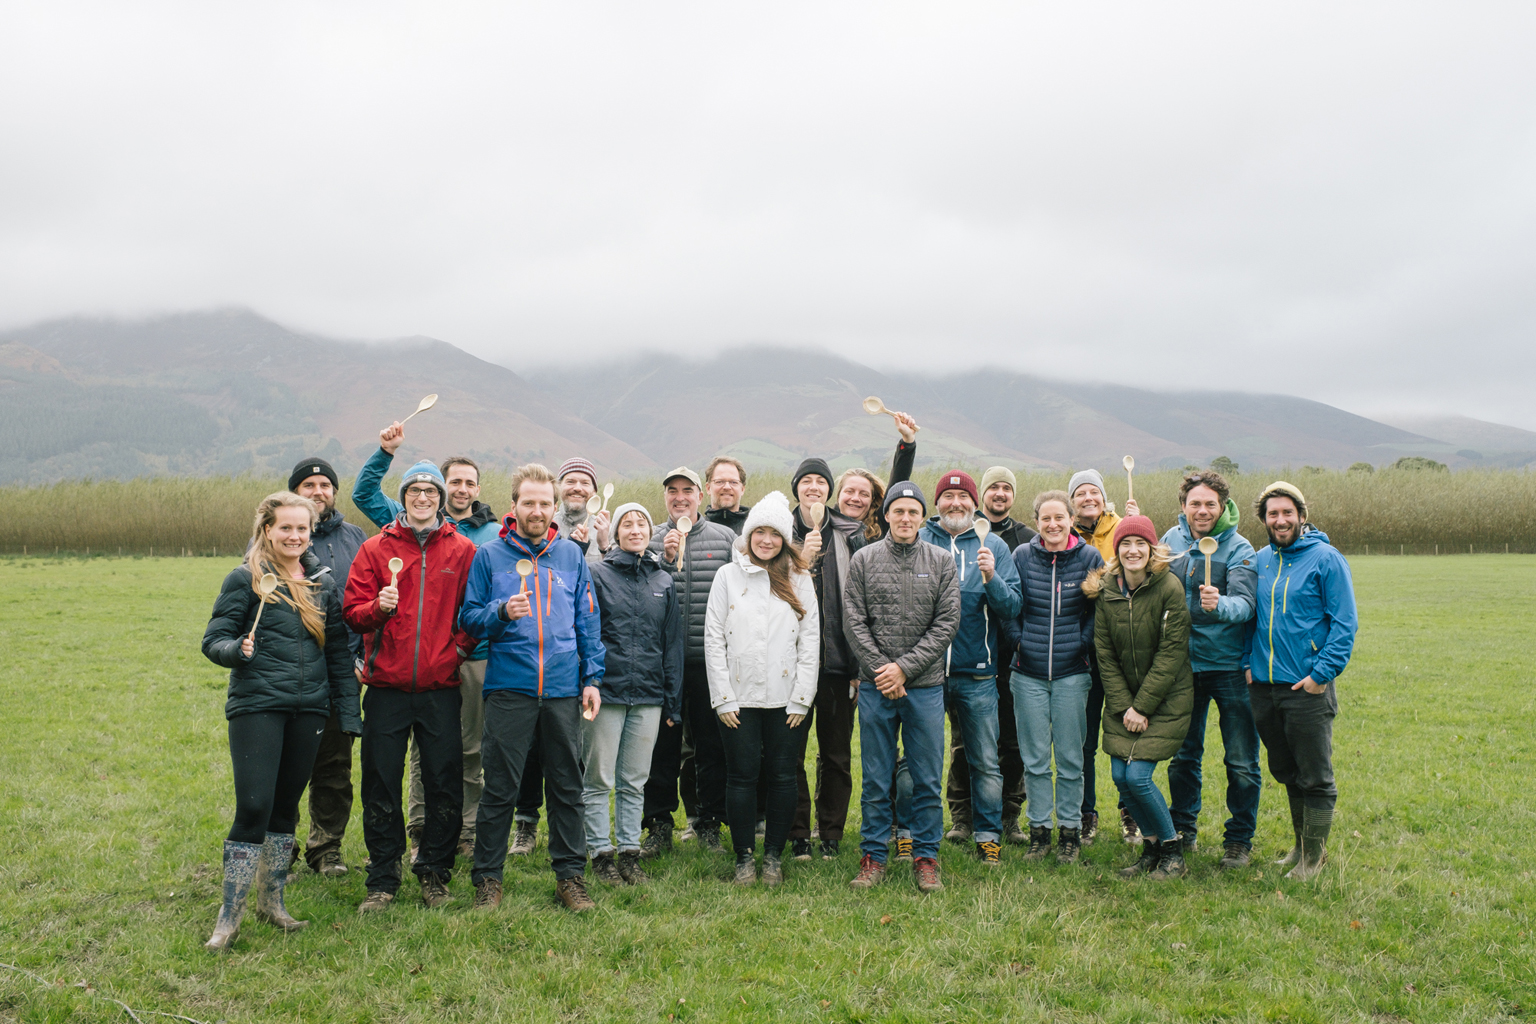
[1081,543,1174,598]
[245,491,326,645]
[833,468,886,542]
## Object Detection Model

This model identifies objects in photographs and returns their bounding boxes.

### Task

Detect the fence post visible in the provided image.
[1435,544,1439,556]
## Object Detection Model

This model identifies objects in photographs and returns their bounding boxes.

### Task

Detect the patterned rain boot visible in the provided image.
[205,840,261,952]
[253,833,308,932]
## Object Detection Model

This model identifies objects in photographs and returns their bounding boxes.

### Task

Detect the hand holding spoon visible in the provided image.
[388,556,403,588]
[862,396,921,433]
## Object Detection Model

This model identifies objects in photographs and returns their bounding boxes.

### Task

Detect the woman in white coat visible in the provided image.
[705,491,820,887]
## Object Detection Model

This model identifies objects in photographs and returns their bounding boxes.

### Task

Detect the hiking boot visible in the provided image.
[819,838,840,860]
[1180,831,1198,853]
[1024,825,1052,861]
[976,840,1002,866]
[420,873,452,909]
[357,890,394,914]
[1056,827,1082,865]
[1003,815,1028,845]
[790,838,812,861]
[894,835,914,862]
[510,820,538,856]
[406,824,423,866]
[1119,839,1161,878]
[1120,808,1143,844]
[640,820,674,859]
[849,854,885,889]
[472,877,502,910]
[1218,843,1252,869]
[1275,792,1305,867]
[314,848,348,877]
[697,823,725,854]
[253,833,307,932]
[617,850,649,885]
[205,839,259,952]
[677,818,698,843]
[1080,810,1099,846]
[1285,806,1332,881]
[555,876,596,912]
[913,857,944,893]
[457,829,476,860]
[761,852,784,888]
[732,851,757,886]
[1150,839,1189,880]
[591,851,625,885]
[944,823,973,845]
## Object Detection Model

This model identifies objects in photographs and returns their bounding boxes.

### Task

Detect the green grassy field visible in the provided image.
[0,555,1532,1023]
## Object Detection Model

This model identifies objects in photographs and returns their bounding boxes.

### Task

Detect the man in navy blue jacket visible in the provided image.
[1246,481,1357,882]
[461,463,606,912]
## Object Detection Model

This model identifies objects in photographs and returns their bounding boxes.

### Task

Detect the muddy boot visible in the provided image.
[617,850,649,885]
[510,820,538,856]
[1275,791,1305,867]
[1149,838,1188,880]
[252,833,308,932]
[1024,825,1052,861]
[1286,806,1332,881]
[1118,839,1161,878]
[591,851,625,885]
[205,840,261,952]
[640,820,674,860]
[1003,814,1027,846]
[732,850,757,886]
[761,851,784,888]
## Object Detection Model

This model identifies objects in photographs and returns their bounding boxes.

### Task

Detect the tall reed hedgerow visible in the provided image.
[2,466,1533,555]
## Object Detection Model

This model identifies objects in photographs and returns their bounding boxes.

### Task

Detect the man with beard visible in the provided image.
[1246,482,1357,881]
[703,457,751,535]
[462,463,606,912]
[942,466,1035,846]
[508,458,613,858]
[918,471,1021,866]
[287,457,367,877]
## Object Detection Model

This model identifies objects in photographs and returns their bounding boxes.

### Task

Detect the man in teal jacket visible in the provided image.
[1245,481,1357,881]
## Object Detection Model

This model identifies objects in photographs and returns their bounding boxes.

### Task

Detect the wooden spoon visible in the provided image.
[402,393,438,424]
[675,515,692,565]
[387,556,403,588]
[248,573,279,641]
[600,482,615,513]
[807,501,825,531]
[862,396,920,432]
[1122,455,1136,503]
[1198,535,1219,587]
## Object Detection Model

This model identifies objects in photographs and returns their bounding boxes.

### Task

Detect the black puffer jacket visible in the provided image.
[983,514,1037,553]
[649,516,736,664]
[1004,535,1104,681]
[202,564,363,731]
[590,547,685,722]
[842,536,961,689]
[705,504,751,536]
[308,510,368,655]
[793,504,867,676]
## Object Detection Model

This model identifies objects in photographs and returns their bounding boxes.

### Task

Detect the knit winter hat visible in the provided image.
[742,491,795,544]
[556,457,598,487]
[1067,468,1107,500]
[398,460,447,505]
[608,502,653,536]
[934,470,979,508]
[289,457,338,493]
[1111,515,1159,552]
[791,458,835,500]
[1256,480,1308,518]
[882,481,927,517]
[979,466,1017,494]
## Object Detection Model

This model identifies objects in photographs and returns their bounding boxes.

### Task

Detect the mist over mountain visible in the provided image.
[1,309,1529,486]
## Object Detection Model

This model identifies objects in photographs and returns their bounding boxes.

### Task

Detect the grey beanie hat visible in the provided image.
[882,481,927,517]
[1067,468,1107,500]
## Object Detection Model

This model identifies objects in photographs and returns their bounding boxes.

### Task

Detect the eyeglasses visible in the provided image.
[404,486,439,498]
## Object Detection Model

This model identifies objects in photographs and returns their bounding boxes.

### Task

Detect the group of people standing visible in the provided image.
[199,409,1358,949]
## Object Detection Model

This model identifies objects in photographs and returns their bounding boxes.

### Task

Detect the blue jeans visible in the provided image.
[1012,671,1091,829]
[1167,669,1262,847]
[580,703,662,855]
[1110,757,1176,843]
[944,674,1002,843]
[859,683,945,862]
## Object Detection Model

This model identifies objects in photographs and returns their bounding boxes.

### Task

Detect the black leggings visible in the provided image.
[227,712,327,844]
[719,707,799,856]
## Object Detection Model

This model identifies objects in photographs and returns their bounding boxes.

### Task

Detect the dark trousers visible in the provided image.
[305,701,356,868]
[721,708,800,855]
[1082,667,1104,816]
[1168,669,1263,847]
[945,664,1025,826]
[1249,683,1338,812]
[790,672,857,841]
[360,687,463,893]
[514,721,544,823]
[227,711,327,845]
[474,691,587,881]
[643,662,726,829]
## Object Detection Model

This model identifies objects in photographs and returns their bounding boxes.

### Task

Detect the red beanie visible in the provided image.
[1112,515,1159,551]
[934,470,979,508]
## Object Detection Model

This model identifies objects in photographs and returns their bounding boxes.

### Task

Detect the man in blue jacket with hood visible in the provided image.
[918,471,1022,867]
[1161,470,1260,869]
[461,463,605,912]
[1246,481,1357,881]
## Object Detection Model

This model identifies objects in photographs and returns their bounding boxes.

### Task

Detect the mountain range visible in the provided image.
[2,308,1531,485]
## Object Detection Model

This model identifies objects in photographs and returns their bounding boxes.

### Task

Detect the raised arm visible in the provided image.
[352,443,403,529]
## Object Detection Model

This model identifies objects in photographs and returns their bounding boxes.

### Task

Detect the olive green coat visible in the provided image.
[1092,566,1194,762]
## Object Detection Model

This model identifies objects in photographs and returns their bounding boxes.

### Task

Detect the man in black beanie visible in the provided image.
[287,457,368,877]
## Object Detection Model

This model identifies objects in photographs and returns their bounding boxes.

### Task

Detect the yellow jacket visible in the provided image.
[1076,510,1122,563]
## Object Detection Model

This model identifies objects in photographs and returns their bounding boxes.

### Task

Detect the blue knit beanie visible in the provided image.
[398,460,447,506]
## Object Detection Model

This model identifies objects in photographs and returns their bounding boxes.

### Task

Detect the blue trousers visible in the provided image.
[1111,757,1176,843]
[859,684,945,862]
[1012,671,1091,829]
[944,674,1002,843]
[1167,669,1262,847]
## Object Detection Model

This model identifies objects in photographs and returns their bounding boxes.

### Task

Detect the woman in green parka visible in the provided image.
[1082,515,1194,881]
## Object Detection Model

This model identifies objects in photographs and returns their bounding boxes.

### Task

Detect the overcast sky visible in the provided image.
[3,3,1534,427]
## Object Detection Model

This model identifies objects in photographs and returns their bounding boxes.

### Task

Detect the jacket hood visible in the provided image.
[922,514,980,542]
[1173,499,1242,545]
[456,500,498,530]
[498,518,560,555]
[602,544,663,573]
[731,542,768,573]
[313,509,349,536]
[1269,523,1330,553]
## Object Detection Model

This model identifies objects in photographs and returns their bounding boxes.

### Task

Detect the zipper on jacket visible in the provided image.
[534,557,546,697]
[1047,554,1058,680]
[412,546,427,692]
[1266,552,1284,683]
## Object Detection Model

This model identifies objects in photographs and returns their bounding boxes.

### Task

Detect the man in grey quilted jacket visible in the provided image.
[842,482,961,893]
